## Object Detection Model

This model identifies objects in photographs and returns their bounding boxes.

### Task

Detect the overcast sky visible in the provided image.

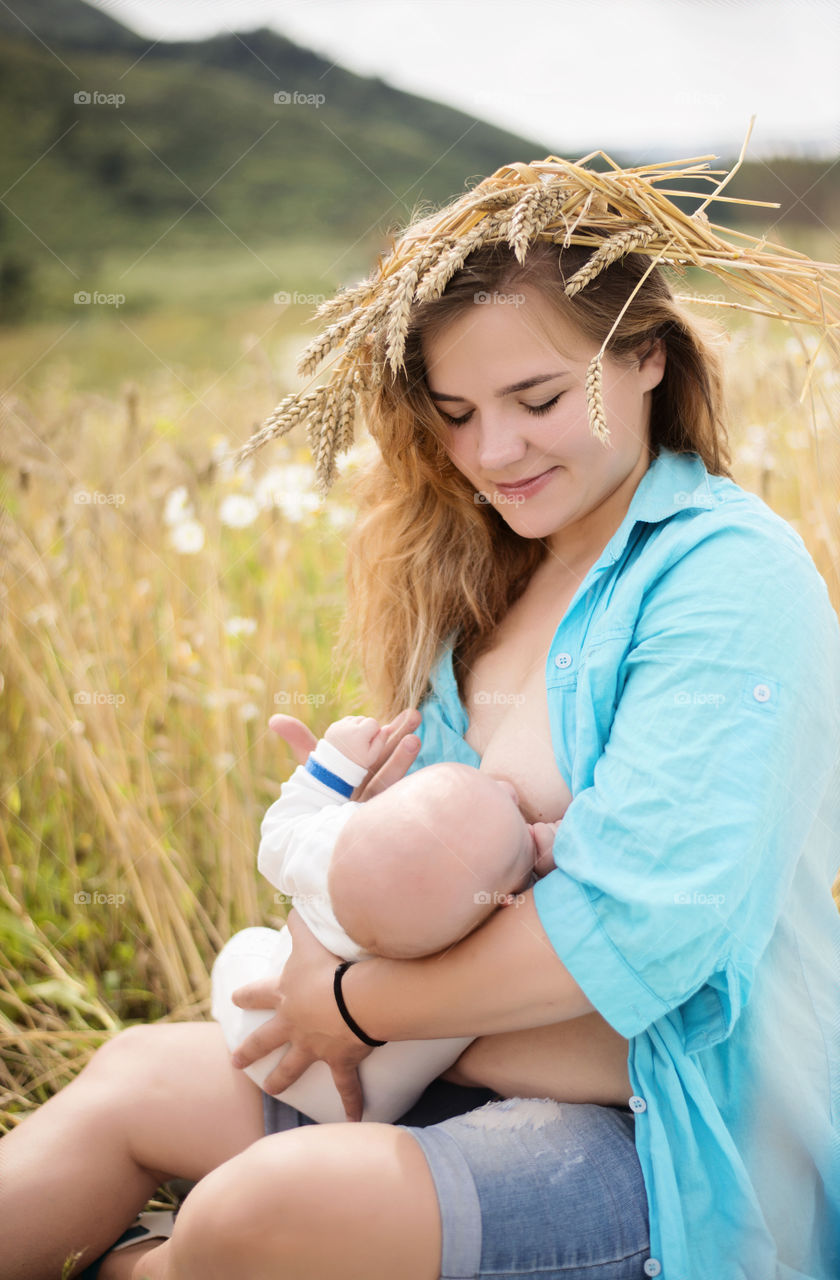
[83,0,840,159]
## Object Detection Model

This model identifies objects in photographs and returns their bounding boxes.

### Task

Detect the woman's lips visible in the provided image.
[494,466,559,497]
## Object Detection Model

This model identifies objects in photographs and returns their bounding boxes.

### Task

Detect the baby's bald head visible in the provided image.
[328,762,534,958]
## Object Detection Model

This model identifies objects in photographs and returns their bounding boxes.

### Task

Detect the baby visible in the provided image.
[211,714,563,1124]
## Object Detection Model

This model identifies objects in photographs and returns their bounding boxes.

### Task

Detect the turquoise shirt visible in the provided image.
[406,446,840,1280]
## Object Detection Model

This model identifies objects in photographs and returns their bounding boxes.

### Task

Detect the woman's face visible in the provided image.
[421,286,666,564]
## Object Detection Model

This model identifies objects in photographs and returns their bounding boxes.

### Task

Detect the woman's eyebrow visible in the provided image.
[428,372,569,402]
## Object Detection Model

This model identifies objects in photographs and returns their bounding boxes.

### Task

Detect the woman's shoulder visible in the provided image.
[645,450,822,588]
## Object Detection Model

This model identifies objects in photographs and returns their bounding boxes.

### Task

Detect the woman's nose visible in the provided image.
[476,416,527,472]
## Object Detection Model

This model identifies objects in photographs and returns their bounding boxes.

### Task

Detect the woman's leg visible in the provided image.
[0,1022,264,1280]
[117,1096,649,1280]
[118,1122,444,1280]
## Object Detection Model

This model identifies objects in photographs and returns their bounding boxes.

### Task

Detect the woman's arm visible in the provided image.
[343,890,594,1041]
[231,891,595,1118]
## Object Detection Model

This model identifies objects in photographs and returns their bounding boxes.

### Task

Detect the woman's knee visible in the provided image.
[168,1124,442,1280]
[84,1022,218,1092]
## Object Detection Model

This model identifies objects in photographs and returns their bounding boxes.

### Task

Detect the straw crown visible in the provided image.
[231,119,840,495]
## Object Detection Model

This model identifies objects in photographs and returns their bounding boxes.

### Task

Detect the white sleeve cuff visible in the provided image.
[309,738,369,788]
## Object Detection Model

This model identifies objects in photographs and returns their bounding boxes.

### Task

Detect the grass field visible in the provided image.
[2,283,840,1132]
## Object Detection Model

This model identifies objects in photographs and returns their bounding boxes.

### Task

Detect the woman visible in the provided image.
[2,155,839,1280]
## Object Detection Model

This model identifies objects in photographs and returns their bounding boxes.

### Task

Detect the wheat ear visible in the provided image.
[564,225,659,298]
[584,353,611,445]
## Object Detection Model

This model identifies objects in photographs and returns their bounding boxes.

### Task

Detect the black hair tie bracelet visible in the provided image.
[333,961,387,1047]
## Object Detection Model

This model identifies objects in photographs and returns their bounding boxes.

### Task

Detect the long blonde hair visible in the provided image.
[334,238,732,720]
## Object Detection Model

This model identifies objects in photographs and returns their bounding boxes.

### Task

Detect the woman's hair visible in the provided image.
[333,237,733,721]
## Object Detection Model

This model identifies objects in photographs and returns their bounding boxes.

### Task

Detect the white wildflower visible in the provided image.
[280,492,321,522]
[225,616,258,638]
[254,462,323,523]
[169,519,205,554]
[335,439,378,474]
[164,486,193,526]
[326,504,355,531]
[219,493,260,529]
[25,603,58,627]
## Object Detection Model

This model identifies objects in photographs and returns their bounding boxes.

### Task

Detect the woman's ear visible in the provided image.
[637,336,666,393]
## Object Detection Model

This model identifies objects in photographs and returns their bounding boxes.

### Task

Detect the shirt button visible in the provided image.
[554,652,573,670]
[643,1260,662,1277]
[752,683,771,703]
[628,1095,647,1113]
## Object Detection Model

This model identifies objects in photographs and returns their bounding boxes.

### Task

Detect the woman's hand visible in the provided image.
[268,706,421,799]
[231,910,373,1122]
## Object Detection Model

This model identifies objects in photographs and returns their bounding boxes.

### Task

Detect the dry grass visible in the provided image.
[1,306,839,1132]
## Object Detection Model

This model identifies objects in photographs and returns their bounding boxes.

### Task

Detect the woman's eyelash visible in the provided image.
[527,393,562,418]
[440,393,562,428]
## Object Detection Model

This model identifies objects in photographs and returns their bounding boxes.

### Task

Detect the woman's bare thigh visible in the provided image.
[161,1121,442,1280]
[84,1021,265,1182]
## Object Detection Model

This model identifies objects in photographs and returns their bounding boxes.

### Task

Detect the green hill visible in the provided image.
[0,2,554,319]
[0,0,836,323]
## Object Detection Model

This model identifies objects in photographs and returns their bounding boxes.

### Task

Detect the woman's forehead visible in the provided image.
[422,293,586,382]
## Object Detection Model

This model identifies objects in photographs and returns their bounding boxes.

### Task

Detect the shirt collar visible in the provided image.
[602,447,716,565]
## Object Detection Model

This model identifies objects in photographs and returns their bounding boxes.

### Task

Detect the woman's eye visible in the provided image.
[526,394,562,417]
[439,393,561,428]
[439,409,473,427]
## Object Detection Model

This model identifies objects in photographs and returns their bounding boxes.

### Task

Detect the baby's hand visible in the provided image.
[323,715,389,770]
[528,818,563,878]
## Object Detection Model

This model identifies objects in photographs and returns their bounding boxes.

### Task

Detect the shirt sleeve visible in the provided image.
[256,754,369,961]
[533,517,840,1048]
[257,740,361,897]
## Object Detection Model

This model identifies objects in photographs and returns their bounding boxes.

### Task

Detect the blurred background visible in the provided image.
[1,0,838,1128]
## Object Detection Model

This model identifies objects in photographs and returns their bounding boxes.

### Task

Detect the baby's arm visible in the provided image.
[256,717,386,959]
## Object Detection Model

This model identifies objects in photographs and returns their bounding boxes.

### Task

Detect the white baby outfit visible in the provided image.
[211,737,473,1123]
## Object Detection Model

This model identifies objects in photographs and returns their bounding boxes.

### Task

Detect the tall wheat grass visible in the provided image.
[1,310,838,1131]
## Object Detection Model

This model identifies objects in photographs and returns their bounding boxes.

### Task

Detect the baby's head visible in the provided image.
[328,762,536,959]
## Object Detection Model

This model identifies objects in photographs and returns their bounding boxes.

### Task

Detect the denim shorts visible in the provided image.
[263,1078,651,1279]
